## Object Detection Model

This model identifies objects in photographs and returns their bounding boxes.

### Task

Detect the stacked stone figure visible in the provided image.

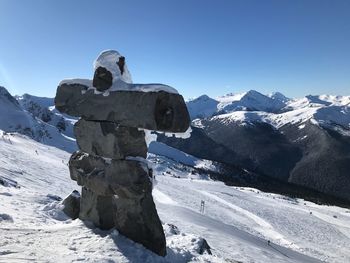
[55,50,190,257]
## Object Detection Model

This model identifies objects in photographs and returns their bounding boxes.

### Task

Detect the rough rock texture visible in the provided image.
[62,190,81,220]
[93,66,113,91]
[198,238,212,255]
[74,119,147,159]
[69,151,150,198]
[117,56,125,75]
[69,152,166,255]
[79,187,115,230]
[55,83,190,132]
[113,194,167,256]
[0,175,19,188]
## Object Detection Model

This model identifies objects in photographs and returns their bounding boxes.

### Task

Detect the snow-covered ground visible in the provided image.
[1,133,350,262]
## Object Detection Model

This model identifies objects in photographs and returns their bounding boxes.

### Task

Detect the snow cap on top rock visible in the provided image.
[94,50,132,83]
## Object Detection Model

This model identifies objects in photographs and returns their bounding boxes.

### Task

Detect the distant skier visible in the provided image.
[200,200,205,214]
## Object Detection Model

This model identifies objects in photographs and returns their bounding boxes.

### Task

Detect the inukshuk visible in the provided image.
[55,50,190,256]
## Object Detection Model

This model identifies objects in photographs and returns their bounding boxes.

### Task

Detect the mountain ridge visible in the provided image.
[171,90,350,202]
[1,86,350,202]
[0,86,76,152]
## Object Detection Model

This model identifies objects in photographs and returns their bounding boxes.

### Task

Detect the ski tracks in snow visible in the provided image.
[196,190,298,249]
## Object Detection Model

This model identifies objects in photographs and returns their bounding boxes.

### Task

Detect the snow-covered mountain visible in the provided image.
[187,90,350,129]
[16,93,77,139]
[0,87,76,152]
[163,90,350,202]
[186,95,218,119]
[187,90,291,120]
[217,90,288,114]
[0,86,35,133]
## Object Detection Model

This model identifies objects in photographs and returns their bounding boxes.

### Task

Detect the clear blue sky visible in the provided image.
[0,0,349,99]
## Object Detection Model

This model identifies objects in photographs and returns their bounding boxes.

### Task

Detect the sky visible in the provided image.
[0,0,349,99]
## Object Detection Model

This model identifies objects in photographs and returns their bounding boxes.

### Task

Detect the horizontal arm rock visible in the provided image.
[55,83,190,132]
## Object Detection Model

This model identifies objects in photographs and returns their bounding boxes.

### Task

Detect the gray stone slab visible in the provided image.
[93,66,113,91]
[62,190,80,220]
[113,194,166,256]
[74,119,147,159]
[70,152,166,256]
[79,187,115,230]
[69,151,151,198]
[55,83,190,132]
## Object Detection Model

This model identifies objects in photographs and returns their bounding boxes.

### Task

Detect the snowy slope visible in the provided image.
[1,133,349,262]
[0,87,77,152]
[16,93,77,139]
[0,132,217,263]
[0,87,35,132]
[16,93,54,109]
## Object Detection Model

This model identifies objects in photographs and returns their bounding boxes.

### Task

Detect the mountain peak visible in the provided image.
[268,92,290,103]
[0,86,20,107]
[192,94,214,101]
[220,90,286,113]
[245,89,264,96]
[186,95,218,119]
[241,90,268,101]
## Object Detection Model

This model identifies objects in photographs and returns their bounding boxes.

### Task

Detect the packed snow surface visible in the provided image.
[1,133,349,262]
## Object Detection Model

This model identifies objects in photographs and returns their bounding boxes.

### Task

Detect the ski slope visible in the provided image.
[1,133,349,262]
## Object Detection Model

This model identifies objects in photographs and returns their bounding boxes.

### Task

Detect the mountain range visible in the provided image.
[1,85,350,204]
[164,90,350,203]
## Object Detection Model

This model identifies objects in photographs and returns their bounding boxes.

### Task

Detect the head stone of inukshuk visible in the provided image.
[55,50,190,257]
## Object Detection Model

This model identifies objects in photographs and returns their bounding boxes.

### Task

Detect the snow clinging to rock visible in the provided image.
[94,50,133,84]
[60,50,179,94]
